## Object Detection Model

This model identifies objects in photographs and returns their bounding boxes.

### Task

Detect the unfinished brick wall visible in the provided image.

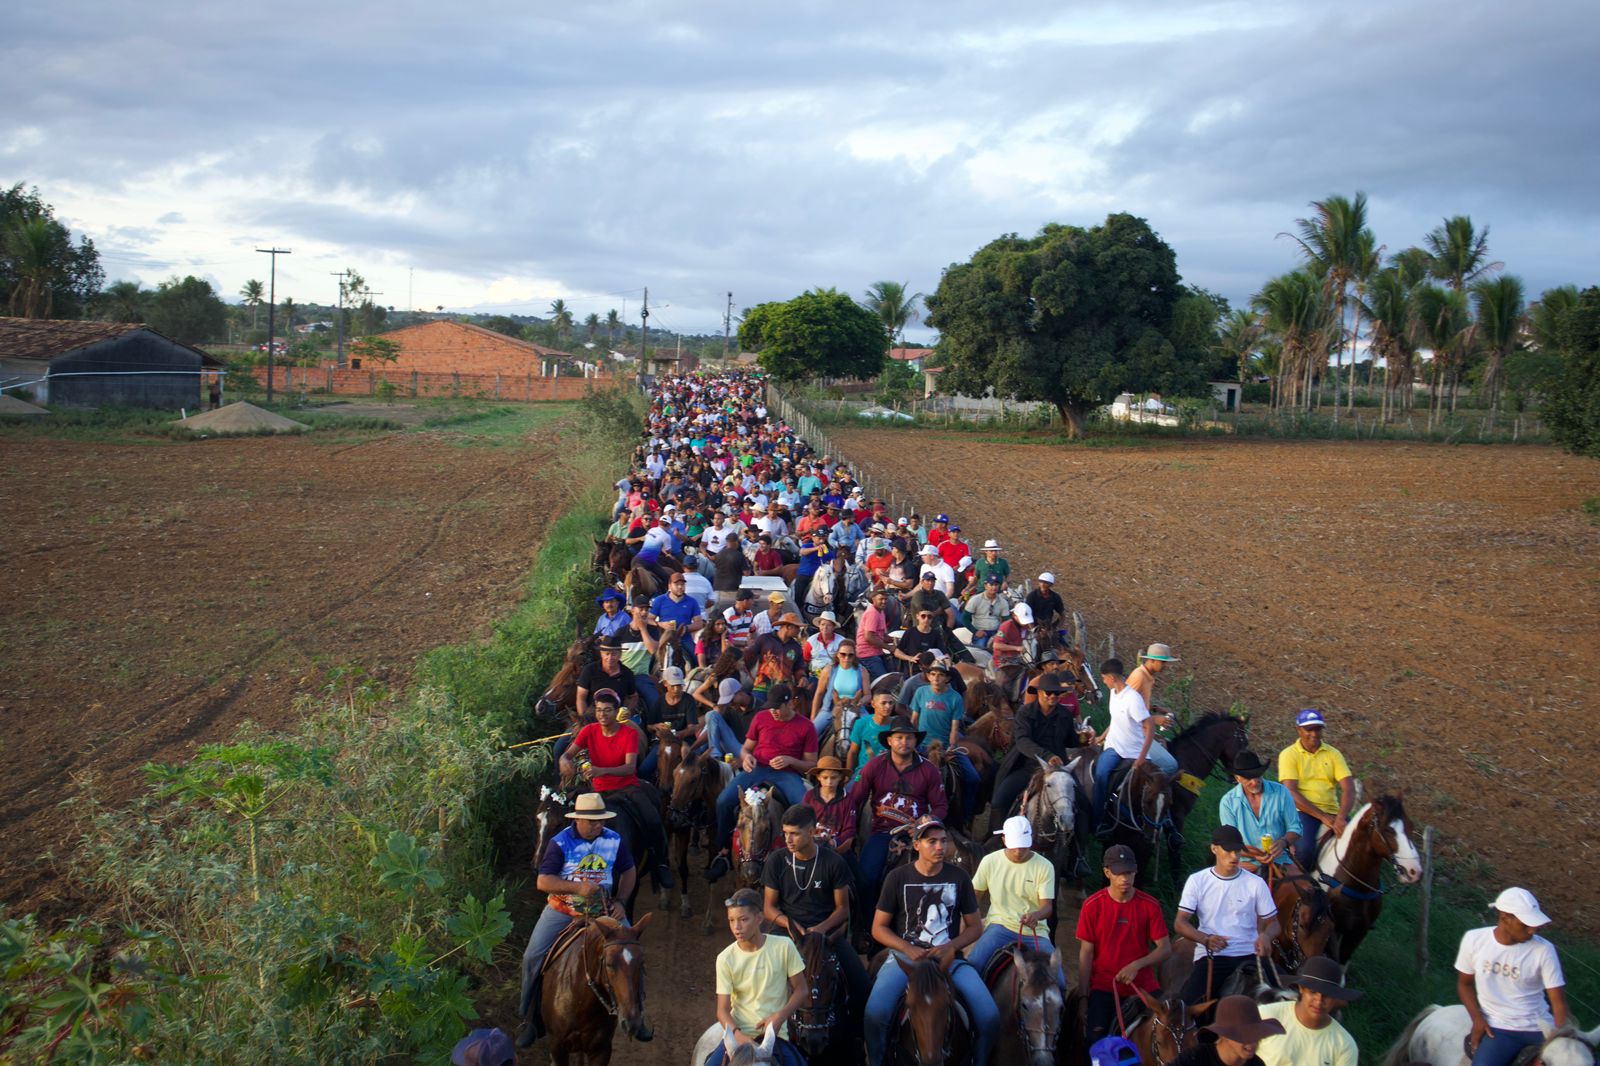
[250,366,622,400]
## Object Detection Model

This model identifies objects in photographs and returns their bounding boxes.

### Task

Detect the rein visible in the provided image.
[1322,809,1400,901]
[1008,929,1060,1055]
[792,945,841,1041]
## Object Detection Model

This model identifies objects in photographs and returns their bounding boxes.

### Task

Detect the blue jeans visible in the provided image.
[861,655,889,680]
[704,1035,806,1066]
[1471,1028,1545,1066]
[965,924,1066,988]
[1092,745,1178,830]
[519,907,632,1018]
[971,630,996,649]
[1295,810,1327,870]
[634,675,662,719]
[639,741,659,782]
[865,955,998,1066]
[715,767,808,851]
[702,710,742,759]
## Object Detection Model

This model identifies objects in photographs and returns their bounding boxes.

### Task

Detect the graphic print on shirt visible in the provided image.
[569,851,612,916]
[901,881,958,946]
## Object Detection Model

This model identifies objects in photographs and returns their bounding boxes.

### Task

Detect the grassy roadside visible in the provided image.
[0,388,639,1062]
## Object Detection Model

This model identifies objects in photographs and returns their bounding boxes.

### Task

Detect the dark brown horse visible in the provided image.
[893,956,972,1066]
[542,914,653,1066]
[990,945,1066,1066]
[1107,761,1174,890]
[1129,986,1209,1066]
[790,931,849,1062]
[592,536,632,582]
[665,746,729,930]
[1164,713,1251,875]
[1267,871,1338,974]
[536,637,594,724]
[1317,794,1422,963]
[963,710,1014,754]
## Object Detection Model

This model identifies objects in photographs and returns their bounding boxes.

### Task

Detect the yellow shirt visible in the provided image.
[715,934,804,1039]
[1256,1000,1358,1066]
[972,850,1055,937]
[1276,741,1352,815]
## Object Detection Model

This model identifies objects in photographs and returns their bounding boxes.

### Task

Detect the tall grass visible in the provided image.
[0,389,641,1063]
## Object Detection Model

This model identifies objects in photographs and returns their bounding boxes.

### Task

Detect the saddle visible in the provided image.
[540,916,592,977]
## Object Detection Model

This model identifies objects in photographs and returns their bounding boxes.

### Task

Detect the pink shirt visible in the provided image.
[857,605,888,659]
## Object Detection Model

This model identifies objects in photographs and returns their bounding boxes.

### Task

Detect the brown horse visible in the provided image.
[592,536,632,582]
[893,956,972,1066]
[963,710,1014,754]
[1164,714,1252,875]
[1266,871,1338,974]
[790,931,849,1062]
[1107,761,1174,890]
[536,637,594,724]
[1129,986,1208,1066]
[666,746,730,930]
[542,914,653,1066]
[733,782,784,889]
[989,945,1066,1066]
[1316,794,1423,963]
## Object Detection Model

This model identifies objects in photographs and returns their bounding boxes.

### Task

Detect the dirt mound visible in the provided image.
[0,394,48,417]
[175,401,308,434]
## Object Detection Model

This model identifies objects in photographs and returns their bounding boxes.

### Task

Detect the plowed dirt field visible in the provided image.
[835,429,1600,934]
[0,413,578,918]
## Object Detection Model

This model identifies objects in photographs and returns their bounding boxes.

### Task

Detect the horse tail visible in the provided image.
[1379,1004,1438,1066]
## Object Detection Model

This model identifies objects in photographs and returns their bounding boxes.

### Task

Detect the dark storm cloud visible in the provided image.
[3,0,1596,325]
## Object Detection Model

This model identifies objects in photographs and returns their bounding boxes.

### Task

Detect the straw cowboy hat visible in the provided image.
[1140,643,1181,662]
[565,793,617,820]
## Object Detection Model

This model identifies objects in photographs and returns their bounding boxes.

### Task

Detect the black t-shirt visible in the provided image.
[1025,589,1064,622]
[660,693,699,732]
[876,862,978,949]
[577,661,638,704]
[907,588,952,619]
[713,543,752,591]
[761,846,854,929]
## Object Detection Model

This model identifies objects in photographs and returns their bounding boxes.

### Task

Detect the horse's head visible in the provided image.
[1128,763,1173,838]
[668,750,714,829]
[592,537,611,571]
[1134,987,1208,1066]
[1370,793,1423,884]
[595,914,652,1041]
[1010,945,1065,1066]
[735,787,778,885]
[1287,886,1337,970]
[791,932,842,1059]
[534,785,573,858]
[722,1022,778,1066]
[1038,758,1080,833]
[902,957,954,1066]
[1540,1027,1599,1066]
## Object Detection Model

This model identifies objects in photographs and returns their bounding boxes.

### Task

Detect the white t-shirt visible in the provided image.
[683,572,714,613]
[805,632,844,675]
[1105,684,1152,759]
[919,560,956,596]
[756,515,789,539]
[701,525,736,554]
[1454,928,1565,1031]
[1177,867,1276,958]
[642,526,673,554]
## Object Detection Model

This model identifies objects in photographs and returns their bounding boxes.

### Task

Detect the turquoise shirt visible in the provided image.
[1218,780,1300,865]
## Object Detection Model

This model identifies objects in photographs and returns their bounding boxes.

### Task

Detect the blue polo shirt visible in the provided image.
[650,592,702,628]
[1218,779,1300,865]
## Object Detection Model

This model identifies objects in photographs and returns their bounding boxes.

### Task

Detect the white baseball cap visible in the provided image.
[1493,887,1551,927]
[995,815,1033,849]
[660,666,687,687]
[920,545,939,557]
[1037,571,1056,584]
[1012,603,1034,624]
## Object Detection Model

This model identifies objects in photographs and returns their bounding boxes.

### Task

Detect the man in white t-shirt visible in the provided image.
[1173,824,1279,1019]
[755,505,789,541]
[702,512,737,555]
[917,545,956,597]
[1455,887,1569,1066]
[1090,658,1178,833]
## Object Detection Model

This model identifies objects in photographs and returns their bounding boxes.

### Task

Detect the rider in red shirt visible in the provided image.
[1076,844,1172,1047]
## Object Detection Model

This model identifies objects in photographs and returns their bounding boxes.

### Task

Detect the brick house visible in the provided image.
[367,320,573,375]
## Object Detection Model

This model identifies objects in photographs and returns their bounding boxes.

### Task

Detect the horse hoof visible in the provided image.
[681,905,693,920]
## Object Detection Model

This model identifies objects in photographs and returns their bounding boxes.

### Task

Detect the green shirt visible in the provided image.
[973,556,1011,587]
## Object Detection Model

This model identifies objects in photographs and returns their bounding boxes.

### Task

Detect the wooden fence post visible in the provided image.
[1417,826,1435,973]
[411,370,418,397]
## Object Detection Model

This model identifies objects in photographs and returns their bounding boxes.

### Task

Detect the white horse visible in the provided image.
[1383,1004,1599,1066]
[690,1022,778,1066]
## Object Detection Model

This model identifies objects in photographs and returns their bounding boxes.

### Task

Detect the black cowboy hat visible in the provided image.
[1033,674,1071,695]
[1291,957,1363,1001]
[878,715,926,744]
[596,636,624,651]
[1232,751,1269,778]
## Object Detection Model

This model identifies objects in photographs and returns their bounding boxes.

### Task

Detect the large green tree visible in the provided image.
[1543,286,1600,457]
[926,214,1208,436]
[145,275,227,345]
[738,288,887,383]
[0,183,103,318]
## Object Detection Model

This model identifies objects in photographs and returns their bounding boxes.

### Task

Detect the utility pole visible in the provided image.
[640,287,650,374]
[331,270,352,367]
[256,247,291,402]
[408,267,414,320]
[724,291,733,361]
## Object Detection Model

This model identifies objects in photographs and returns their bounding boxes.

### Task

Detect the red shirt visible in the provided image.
[927,527,951,547]
[745,709,818,766]
[938,540,970,569]
[574,723,641,791]
[754,548,783,571]
[1075,888,1168,994]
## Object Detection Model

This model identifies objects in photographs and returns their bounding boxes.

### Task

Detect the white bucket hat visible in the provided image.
[1037,572,1056,584]
[982,539,1001,551]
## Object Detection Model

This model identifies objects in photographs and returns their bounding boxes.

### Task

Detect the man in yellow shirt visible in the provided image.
[708,888,808,1066]
[1277,708,1354,871]
[966,815,1066,987]
[1255,956,1360,1066]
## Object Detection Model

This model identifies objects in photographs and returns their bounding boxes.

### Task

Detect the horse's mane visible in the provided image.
[547,643,588,694]
[1168,711,1235,746]
[1372,792,1408,825]
[905,957,946,1002]
[799,930,830,975]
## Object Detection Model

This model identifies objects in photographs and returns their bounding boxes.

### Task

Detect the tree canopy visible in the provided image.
[1542,286,1600,457]
[145,275,227,345]
[1,183,104,319]
[925,214,1214,436]
[738,288,886,383]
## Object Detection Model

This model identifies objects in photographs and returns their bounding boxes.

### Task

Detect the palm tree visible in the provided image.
[1412,284,1472,429]
[1362,264,1420,421]
[1345,229,1380,412]
[240,279,265,329]
[99,280,147,323]
[1471,275,1525,426]
[1284,193,1374,422]
[605,308,621,348]
[1252,271,1327,410]
[1528,285,1580,353]
[5,216,61,318]
[1424,216,1500,292]
[279,296,297,335]
[861,281,923,349]
[584,312,600,342]
[1213,309,1262,387]
[549,298,574,343]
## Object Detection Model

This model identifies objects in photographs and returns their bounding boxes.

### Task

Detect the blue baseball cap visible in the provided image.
[935,513,950,523]
[1089,1035,1141,1066]
[1296,708,1326,728]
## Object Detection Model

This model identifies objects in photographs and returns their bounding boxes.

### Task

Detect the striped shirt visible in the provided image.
[724,606,756,648]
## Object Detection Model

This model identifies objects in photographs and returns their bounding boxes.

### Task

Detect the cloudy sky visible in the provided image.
[5,0,1597,338]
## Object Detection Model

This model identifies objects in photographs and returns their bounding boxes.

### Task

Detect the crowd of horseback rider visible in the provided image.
[506,370,1576,1066]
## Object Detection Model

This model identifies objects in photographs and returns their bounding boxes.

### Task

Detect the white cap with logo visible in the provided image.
[995,815,1033,849]
[1493,887,1551,927]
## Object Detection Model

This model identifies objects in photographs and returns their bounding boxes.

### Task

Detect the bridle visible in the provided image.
[1007,939,1061,1057]
[1325,805,1403,900]
[791,946,840,1046]
[581,926,641,1019]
